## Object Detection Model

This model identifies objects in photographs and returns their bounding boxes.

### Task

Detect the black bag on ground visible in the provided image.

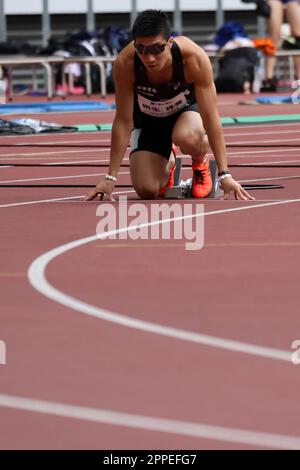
[214,47,258,92]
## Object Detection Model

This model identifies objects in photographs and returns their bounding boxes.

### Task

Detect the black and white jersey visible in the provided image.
[133,41,196,127]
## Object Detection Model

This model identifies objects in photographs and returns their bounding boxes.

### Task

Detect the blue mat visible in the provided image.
[0,101,115,114]
[256,96,300,104]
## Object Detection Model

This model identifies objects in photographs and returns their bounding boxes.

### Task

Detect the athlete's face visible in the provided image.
[134,34,173,72]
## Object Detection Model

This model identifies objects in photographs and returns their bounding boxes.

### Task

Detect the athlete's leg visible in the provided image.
[129,125,175,199]
[286,1,300,78]
[130,151,174,199]
[172,110,212,198]
[265,0,284,80]
[172,111,209,164]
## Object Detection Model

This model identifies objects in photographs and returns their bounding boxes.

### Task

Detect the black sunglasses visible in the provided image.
[134,41,169,56]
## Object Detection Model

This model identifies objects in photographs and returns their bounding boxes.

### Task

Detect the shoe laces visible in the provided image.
[194,169,204,185]
[193,164,209,185]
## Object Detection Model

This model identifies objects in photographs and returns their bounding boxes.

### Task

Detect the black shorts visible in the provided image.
[130,103,199,160]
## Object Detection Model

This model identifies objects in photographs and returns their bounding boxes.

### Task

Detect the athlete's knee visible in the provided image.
[134,183,159,199]
[176,129,208,156]
[174,128,199,152]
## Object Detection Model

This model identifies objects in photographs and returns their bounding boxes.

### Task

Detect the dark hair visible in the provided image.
[132,10,171,40]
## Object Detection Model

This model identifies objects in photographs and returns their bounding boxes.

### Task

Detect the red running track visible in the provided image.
[0,94,300,449]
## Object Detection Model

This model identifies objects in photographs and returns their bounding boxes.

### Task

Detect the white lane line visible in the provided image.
[240,175,300,183]
[0,120,296,143]
[0,151,296,168]
[50,157,295,166]
[28,199,300,363]
[0,171,129,184]
[235,159,300,166]
[0,155,111,162]
[0,146,296,162]
[0,128,298,146]
[9,157,129,166]
[226,137,300,145]
[0,195,83,208]
[178,164,299,184]
[0,158,127,166]
[224,123,300,130]
[0,148,108,158]
[0,121,298,148]
[2,131,300,157]
[227,148,300,156]
[224,129,300,137]
[0,135,299,160]
[0,393,299,449]
[0,158,296,185]
[47,158,113,165]
[182,170,300,180]
[0,190,135,208]
[181,158,300,168]
[194,148,300,159]
[0,138,111,145]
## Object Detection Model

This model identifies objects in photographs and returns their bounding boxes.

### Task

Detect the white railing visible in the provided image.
[1,49,300,100]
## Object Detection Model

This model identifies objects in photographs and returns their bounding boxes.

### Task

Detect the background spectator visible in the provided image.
[263,0,300,90]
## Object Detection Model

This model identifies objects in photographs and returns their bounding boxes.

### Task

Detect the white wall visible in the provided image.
[4,0,254,14]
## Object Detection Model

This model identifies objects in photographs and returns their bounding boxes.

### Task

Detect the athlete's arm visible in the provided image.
[84,46,134,201]
[107,49,134,178]
[182,38,254,200]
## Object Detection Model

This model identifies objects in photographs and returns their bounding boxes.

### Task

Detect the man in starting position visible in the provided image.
[85,9,254,202]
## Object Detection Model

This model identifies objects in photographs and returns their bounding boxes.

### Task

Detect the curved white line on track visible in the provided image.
[0,393,299,449]
[28,199,300,362]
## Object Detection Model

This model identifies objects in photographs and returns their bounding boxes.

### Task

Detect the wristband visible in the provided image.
[105,174,117,182]
[219,173,232,181]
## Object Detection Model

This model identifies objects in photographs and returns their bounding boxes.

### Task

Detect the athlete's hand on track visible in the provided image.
[84,180,116,202]
[220,177,255,201]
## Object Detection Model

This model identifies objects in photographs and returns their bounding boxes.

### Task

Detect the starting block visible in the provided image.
[165,158,222,199]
